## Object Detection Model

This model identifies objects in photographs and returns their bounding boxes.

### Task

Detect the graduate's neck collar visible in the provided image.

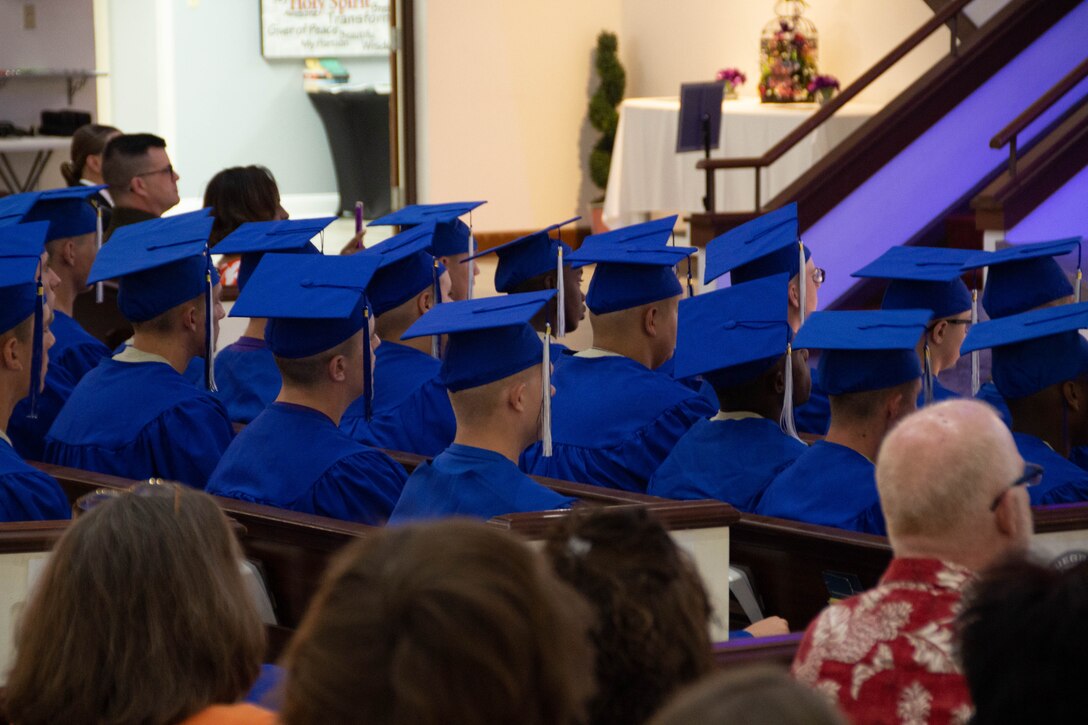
[275,382,353,428]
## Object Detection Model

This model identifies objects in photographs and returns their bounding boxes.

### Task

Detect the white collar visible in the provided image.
[574,346,624,359]
[711,410,763,422]
[114,345,173,366]
[0,428,11,447]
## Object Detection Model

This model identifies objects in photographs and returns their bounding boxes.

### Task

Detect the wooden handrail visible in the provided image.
[991,56,1088,150]
[696,0,977,209]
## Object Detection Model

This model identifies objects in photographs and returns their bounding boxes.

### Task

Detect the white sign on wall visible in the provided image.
[260,0,391,59]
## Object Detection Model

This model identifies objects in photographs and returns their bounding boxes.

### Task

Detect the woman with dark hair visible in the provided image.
[4,484,271,725]
[543,507,716,725]
[281,519,596,725]
[60,123,121,229]
[203,165,287,248]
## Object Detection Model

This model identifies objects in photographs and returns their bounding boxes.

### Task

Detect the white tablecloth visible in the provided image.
[602,96,880,228]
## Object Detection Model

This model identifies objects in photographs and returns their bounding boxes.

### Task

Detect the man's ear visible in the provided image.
[774,366,786,395]
[182,304,200,333]
[0,335,22,372]
[787,278,801,309]
[328,353,348,383]
[643,305,658,337]
[885,391,906,424]
[61,238,78,268]
[1062,379,1084,414]
[417,288,435,316]
[929,320,947,345]
[508,380,528,413]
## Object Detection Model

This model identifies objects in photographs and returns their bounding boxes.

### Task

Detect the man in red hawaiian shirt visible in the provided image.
[792,399,1034,724]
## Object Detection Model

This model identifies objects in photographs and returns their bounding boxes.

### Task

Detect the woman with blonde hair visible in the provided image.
[4,483,270,725]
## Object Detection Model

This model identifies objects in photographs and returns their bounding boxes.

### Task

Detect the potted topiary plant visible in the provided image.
[588,30,626,233]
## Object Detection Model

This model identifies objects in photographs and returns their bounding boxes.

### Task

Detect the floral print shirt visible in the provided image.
[792,558,974,725]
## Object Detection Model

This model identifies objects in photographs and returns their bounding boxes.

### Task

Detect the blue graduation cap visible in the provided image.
[794,309,931,395]
[19,185,106,242]
[89,212,219,390]
[674,274,801,437]
[213,216,332,290]
[402,290,557,454]
[361,223,445,316]
[579,215,677,248]
[567,242,693,315]
[853,245,988,402]
[704,203,810,280]
[0,221,51,418]
[0,192,39,227]
[370,201,485,256]
[961,302,1088,400]
[961,237,1082,319]
[233,252,383,420]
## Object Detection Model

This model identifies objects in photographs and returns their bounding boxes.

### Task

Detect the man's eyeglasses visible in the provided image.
[134,164,175,178]
[989,462,1043,511]
[812,267,826,287]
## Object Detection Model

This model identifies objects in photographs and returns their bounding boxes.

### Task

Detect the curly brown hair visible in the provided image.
[544,507,715,725]
[281,519,596,725]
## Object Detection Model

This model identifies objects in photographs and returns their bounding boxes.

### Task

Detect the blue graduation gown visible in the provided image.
[49,310,110,383]
[0,434,70,521]
[521,354,717,492]
[207,403,407,524]
[648,415,807,512]
[341,341,456,457]
[44,357,234,488]
[389,443,574,523]
[658,355,719,410]
[976,381,1013,428]
[214,337,281,424]
[7,363,75,462]
[756,440,887,535]
[1012,432,1088,505]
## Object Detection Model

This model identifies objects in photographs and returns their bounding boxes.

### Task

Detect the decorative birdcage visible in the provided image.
[758,0,819,103]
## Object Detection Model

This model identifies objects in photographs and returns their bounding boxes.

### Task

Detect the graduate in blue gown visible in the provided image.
[521,220,716,491]
[0,223,71,520]
[206,252,407,524]
[211,216,331,422]
[389,290,574,522]
[960,302,1088,504]
[340,224,456,456]
[462,217,587,361]
[757,309,931,534]
[369,201,486,302]
[45,212,234,488]
[701,204,829,435]
[960,238,1082,429]
[0,186,110,459]
[648,275,810,512]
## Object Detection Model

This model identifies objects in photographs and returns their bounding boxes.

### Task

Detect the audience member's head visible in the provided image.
[0,227,57,415]
[544,507,714,725]
[958,556,1088,724]
[4,484,264,724]
[649,666,846,725]
[364,228,452,343]
[281,519,595,725]
[203,165,287,246]
[876,399,1033,569]
[828,378,919,434]
[102,132,180,215]
[61,123,121,187]
[710,348,811,418]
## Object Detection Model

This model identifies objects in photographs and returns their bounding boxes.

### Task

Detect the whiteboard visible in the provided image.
[260,0,391,59]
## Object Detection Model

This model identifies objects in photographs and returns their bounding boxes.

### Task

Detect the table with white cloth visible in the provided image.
[602,96,880,229]
[0,136,70,193]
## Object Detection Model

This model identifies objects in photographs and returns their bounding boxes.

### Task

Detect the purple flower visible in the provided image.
[807,74,840,93]
[715,67,747,86]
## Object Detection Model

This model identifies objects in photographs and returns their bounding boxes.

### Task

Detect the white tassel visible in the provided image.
[95,203,104,303]
[971,289,980,396]
[780,344,801,441]
[556,245,566,340]
[542,323,553,457]
[797,241,807,327]
[1077,268,1083,303]
[923,344,933,406]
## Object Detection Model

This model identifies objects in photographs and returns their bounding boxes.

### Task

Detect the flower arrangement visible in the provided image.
[808,74,840,103]
[759,1,818,103]
[716,67,746,99]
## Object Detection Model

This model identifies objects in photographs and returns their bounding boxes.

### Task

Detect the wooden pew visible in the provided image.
[1030,502,1088,566]
[712,632,803,671]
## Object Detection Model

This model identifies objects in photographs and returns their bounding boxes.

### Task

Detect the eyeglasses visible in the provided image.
[989,462,1044,511]
[75,478,179,514]
[812,267,826,287]
[134,164,175,178]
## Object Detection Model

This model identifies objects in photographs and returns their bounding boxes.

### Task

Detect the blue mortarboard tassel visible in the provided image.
[26,277,44,420]
[363,306,373,421]
[205,263,217,392]
[542,322,552,457]
[556,245,566,340]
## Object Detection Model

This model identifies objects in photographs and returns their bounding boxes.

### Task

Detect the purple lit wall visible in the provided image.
[806,1,1088,307]
[1007,163,1088,242]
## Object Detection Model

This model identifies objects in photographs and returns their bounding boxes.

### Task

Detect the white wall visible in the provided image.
[417,0,953,232]
[102,0,390,203]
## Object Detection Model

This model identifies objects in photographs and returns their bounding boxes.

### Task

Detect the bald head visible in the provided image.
[876,400,1031,567]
